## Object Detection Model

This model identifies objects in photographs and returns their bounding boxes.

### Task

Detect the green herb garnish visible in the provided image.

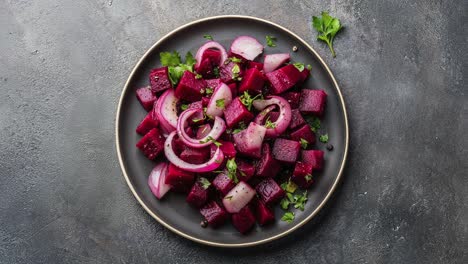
[231,64,242,81]
[216,99,225,109]
[199,136,222,147]
[293,191,308,211]
[160,51,197,85]
[180,104,189,111]
[308,116,321,132]
[312,12,343,57]
[213,67,220,78]
[199,177,211,189]
[293,62,305,72]
[240,91,262,111]
[203,34,213,40]
[264,117,276,129]
[195,73,202,79]
[307,64,312,70]
[232,122,247,134]
[281,212,295,223]
[280,198,290,210]
[228,57,242,63]
[266,35,277,47]
[300,138,309,149]
[281,179,298,193]
[305,174,313,182]
[226,158,239,183]
[319,133,329,143]
[203,87,213,95]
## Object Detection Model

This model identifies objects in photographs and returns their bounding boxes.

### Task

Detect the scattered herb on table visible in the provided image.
[312,11,343,57]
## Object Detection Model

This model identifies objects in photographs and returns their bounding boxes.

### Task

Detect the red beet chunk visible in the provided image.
[136,86,157,111]
[267,111,280,122]
[292,162,314,189]
[175,71,207,102]
[238,68,265,94]
[187,100,203,110]
[289,109,306,130]
[247,61,263,71]
[301,150,324,170]
[136,128,165,160]
[218,141,237,158]
[255,200,275,226]
[237,159,255,182]
[203,49,222,65]
[205,78,221,89]
[197,58,214,79]
[299,89,327,116]
[231,206,256,234]
[255,144,281,178]
[212,172,236,196]
[281,92,301,109]
[298,68,310,83]
[272,138,301,164]
[180,146,210,164]
[227,83,237,96]
[172,137,185,155]
[165,164,195,192]
[290,124,316,144]
[186,179,210,208]
[136,112,159,135]
[200,201,228,227]
[223,97,254,128]
[149,67,171,94]
[265,64,302,94]
[219,61,243,83]
[255,178,285,205]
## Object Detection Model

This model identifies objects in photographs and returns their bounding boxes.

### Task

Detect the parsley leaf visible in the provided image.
[160,51,181,66]
[305,173,313,182]
[199,177,211,189]
[265,117,276,129]
[231,64,242,81]
[240,91,262,111]
[232,122,247,134]
[216,99,225,109]
[228,57,242,63]
[319,133,329,143]
[266,35,277,47]
[226,158,239,183]
[205,87,214,95]
[281,179,298,193]
[300,138,309,149]
[308,116,321,132]
[160,51,197,85]
[281,212,295,223]
[307,64,312,70]
[312,12,343,57]
[280,198,290,210]
[293,191,308,211]
[293,62,305,72]
[203,34,213,40]
[213,67,220,78]
[200,136,222,147]
[180,104,189,111]
[195,73,202,79]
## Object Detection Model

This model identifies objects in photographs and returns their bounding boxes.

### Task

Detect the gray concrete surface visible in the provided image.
[0,0,466,263]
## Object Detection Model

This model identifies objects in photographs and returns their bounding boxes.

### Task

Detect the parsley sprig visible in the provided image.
[199,136,222,147]
[312,12,343,57]
[240,91,262,111]
[160,51,196,85]
[226,158,239,183]
[199,177,211,189]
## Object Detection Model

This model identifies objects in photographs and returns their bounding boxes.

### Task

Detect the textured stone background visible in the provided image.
[0,0,466,263]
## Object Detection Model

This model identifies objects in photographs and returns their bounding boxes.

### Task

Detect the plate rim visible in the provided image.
[115,15,349,248]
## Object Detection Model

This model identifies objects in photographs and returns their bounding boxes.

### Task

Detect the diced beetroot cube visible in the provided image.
[255,178,285,205]
[197,58,214,79]
[291,162,314,189]
[172,137,185,155]
[299,89,327,116]
[233,122,266,159]
[298,68,310,83]
[200,201,228,227]
[247,61,263,71]
[219,61,243,83]
[186,179,210,208]
[165,164,195,192]
[136,128,165,160]
[187,100,203,110]
[180,146,210,164]
[289,109,306,130]
[265,64,302,94]
[227,83,237,96]
[149,67,171,94]
[238,68,265,94]
[218,141,237,158]
[175,71,207,102]
[237,159,255,182]
[272,138,300,164]
[301,150,324,170]
[255,200,275,226]
[136,112,159,135]
[281,92,301,109]
[267,111,280,122]
[205,78,221,89]
[290,125,316,144]
[255,144,281,177]
[203,49,222,64]
[231,206,256,234]
[212,172,236,196]
[200,97,210,107]
[136,86,157,111]
[223,97,254,128]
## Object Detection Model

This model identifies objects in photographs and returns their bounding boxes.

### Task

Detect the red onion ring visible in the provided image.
[252,96,292,137]
[154,89,178,135]
[164,131,225,172]
[147,162,171,199]
[195,41,228,69]
[177,108,226,148]
[253,105,277,125]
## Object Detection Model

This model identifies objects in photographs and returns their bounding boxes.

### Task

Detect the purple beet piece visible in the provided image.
[301,150,324,170]
[136,86,157,111]
[265,64,302,94]
[175,71,207,102]
[267,111,280,122]
[223,97,254,128]
[197,58,214,79]
[136,112,159,135]
[291,162,314,189]
[247,61,264,71]
[187,100,203,110]
[231,206,256,234]
[186,179,210,208]
[289,109,306,130]
[255,200,275,226]
[281,92,301,109]
[136,128,165,160]
[237,159,255,182]
[149,67,172,94]
[218,141,237,158]
[238,68,265,94]
[299,89,327,116]
[255,178,285,205]
[172,137,185,155]
[227,83,237,96]
[200,201,228,227]
[298,68,310,83]
[205,78,221,89]
[201,97,210,107]
[219,61,243,83]
[212,172,236,196]
[255,144,281,178]
[180,146,210,164]
[290,124,316,144]
[272,138,301,164]
[165,164,195,193]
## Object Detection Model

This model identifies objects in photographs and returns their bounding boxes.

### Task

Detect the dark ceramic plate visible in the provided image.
[116,15,348,247]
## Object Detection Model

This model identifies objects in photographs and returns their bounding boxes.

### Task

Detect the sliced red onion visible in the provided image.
[195,41,228,69]
[230,36,264,61]
[177,108,226,148]
[205,82,232,117]
[253,105,277,125]
[263,53,290,73]
[196,124,211,139]
[253,96,292,137]
[148,162,171,199]
[164,131,224,172]
[222,181,256,213]
[154,89,178,135]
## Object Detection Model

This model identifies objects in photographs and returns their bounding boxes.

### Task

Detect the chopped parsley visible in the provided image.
[305,174,313,182]
[300,138,309,149]
[199,177,211,189]
[216,98,225,109]
[199,136,222,147]
[160,51,196,85]
[226,158,239,183]
[293,191,308,211]
[195,73,202,79]
[307,64,312,70]
[266,35,277,47]
[281,212,295,223]
[319,133,329,143]
[231,64,242,81]
[281,179,298,193]
[280,198,290,210]
[240,91,262,111]
[180,104,189,111]
[293,62,305,72]
[308,116,321,132]
[232,122,247,134]
[213,66,220,78]
[264,117,276,129]
[203,34,213,40]
[228,57,242,63]
[205,87,214,95]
